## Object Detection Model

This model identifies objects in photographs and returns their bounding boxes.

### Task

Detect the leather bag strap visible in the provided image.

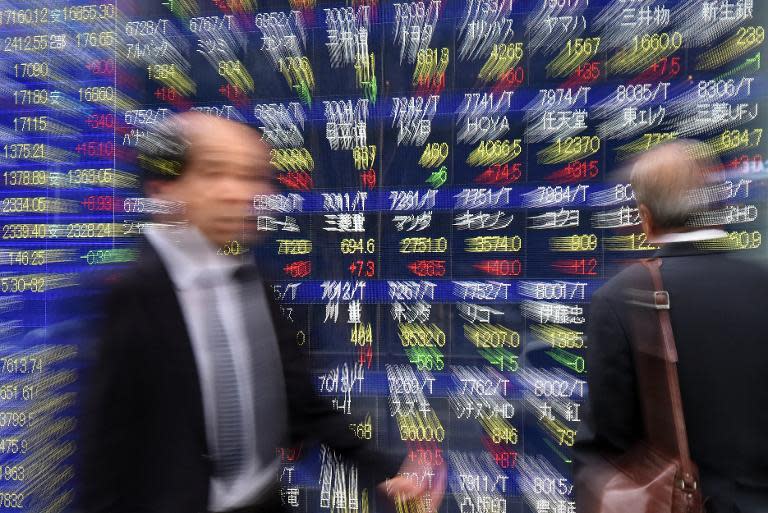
[639,257,698,491]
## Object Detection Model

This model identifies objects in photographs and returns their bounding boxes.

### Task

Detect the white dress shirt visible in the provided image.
[650,228,728,244]
[145,224,280,512]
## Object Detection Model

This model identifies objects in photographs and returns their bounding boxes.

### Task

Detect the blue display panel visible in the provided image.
[0,1,766,511]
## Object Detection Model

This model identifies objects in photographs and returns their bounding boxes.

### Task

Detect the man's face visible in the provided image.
[151,119,275,247]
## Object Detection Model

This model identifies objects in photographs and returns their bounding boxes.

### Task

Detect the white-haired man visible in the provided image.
[575,141,768,513]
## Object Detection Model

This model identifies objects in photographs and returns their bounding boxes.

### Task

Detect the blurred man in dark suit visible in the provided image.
[78,113,445,513]
[575,141,768,513]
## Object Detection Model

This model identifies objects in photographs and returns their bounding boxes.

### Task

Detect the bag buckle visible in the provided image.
[678,477,697,492]
[653,291,670,310]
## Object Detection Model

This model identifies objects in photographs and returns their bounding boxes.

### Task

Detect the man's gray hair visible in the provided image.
[629,140,718,229]
[136,115,192,181]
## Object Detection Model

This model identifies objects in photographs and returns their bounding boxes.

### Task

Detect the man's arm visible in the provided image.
[271,309,403,483]
[575,292,642,456]
[264,288,447,512]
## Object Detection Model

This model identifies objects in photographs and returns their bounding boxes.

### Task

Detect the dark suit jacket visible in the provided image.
[77,241,401,513]
[575,242,768,513]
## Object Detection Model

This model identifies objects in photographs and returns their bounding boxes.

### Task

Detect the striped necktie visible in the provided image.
[233,265,288,468]
[207,286,245,478]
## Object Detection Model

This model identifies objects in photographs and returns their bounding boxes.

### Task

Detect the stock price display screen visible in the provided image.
[0,0,766,511]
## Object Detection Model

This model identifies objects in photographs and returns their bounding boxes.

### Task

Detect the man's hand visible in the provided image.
[379,457,447,513]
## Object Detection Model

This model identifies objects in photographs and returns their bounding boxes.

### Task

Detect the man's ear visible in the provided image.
[638,204,655,239]
[144,179,173,200]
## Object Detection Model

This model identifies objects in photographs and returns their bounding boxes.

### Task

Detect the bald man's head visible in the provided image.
[137,112,271,181]
[630,140,718,235]
[137,113,276,246]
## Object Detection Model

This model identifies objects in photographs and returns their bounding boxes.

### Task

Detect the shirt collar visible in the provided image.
[144,223,241,290]
[649,228,728,244]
